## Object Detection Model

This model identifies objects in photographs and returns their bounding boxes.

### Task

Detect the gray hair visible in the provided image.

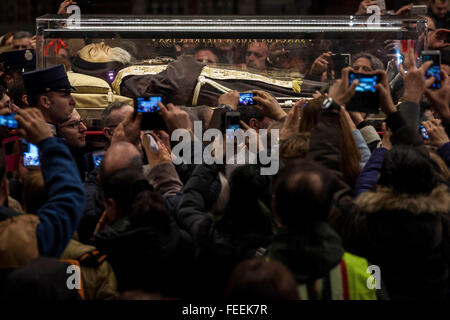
[352,52,384,71]
[102,101,130,128]
[13,31,32,40]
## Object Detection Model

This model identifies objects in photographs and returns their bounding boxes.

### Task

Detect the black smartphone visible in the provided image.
[331,53,351,79]
[225,112,241,130]
[418,125,429,140]
[422,50,442,90]
[134,96,168,131]
[0,113,18,129]
[346,73,380,113]
[238,93,255,106]
[224,112,240,138]
[92,150,106,168]
[22,139,40,167]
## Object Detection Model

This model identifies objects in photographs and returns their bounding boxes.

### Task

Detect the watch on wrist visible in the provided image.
[218,104,233,112]
[321,97,340,111]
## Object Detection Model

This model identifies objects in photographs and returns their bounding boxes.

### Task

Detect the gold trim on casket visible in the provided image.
[112,65,169,95]
[192,66,303,105]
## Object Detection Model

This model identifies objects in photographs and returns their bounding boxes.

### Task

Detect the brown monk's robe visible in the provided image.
[118,55,325,107]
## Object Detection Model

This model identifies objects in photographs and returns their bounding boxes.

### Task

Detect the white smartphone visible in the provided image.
[146,133,159,153]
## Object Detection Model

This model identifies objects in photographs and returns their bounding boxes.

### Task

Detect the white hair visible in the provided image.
[109,47,132,64]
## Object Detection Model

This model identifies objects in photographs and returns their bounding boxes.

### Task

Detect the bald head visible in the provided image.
[101,142,142,181]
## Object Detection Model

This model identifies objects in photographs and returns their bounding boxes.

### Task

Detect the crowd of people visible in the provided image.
[0,0,449,301]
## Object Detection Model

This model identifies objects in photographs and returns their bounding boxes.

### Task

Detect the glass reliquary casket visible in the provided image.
[35,14,428,122]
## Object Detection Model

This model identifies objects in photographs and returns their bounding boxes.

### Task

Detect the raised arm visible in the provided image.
[15,108,86,257]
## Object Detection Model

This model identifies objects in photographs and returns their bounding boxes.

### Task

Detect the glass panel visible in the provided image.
[36,14,428,122]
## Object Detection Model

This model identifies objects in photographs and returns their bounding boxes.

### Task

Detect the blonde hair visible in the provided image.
[280,132,310,164]
[299,97,361,186]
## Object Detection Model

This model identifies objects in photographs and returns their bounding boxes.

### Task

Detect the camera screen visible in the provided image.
[136,96,162,113]
[0,114,18,129]
[418,125,429,140]
[227,115,240,130]
[423,54,441,89]
[350,74,379,93]
[239,93,254,106]
[23,140,39,167]
[93,154,104,168]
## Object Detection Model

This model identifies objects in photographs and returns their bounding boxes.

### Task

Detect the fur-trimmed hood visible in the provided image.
[353,184,450,252]
[355,184,450,216]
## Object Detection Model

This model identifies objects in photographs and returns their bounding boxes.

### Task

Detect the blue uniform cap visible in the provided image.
[0,49,36,72]
[22,64,76,97]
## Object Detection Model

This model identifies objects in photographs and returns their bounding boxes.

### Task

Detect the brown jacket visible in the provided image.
[0,213,39,269]
[61,239,118,300]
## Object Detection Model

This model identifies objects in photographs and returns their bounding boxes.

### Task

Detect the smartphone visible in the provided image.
[92,150,106,168]
[22,139,40,167]
[238,93,255,106]
[2,136,20,172]
[146,133,159,153]
[134,95,168,131]
[418,125,429,140]
[422,50,441,90]
[0,114,18,129]
[346,73,380,113]
[331,53,351,79]
[224,112,240,139]
[410,5,427,15]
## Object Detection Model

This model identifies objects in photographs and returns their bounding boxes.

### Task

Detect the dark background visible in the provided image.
[0,0,430,34]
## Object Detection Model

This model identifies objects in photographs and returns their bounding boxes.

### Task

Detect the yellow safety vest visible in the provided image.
[297,252,377,300]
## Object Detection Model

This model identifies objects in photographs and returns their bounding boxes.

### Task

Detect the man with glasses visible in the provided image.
[59,109,87,149]
[58,109,88,181]
[0,85,19,113]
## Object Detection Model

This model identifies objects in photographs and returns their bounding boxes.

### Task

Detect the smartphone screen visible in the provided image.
[239,93,254,106]
[0,114,18,129]
[422,51,441,90]
[226,115,240,130]
[347,73,380,113]
[136,96,162,113]
[22,139,40,167]
[418,125,429,140]
[134,96,167,131]
[225,112,240,140]
[92,150,105,168]
[349,73,379,93]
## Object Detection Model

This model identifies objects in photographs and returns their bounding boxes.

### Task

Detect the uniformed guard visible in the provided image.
[22,65,76,136]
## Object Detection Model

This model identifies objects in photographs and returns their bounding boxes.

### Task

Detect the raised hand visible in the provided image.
[159,102,192,134]
[58,0,78,14]
[252,90,287,121]
[15,108,53,145]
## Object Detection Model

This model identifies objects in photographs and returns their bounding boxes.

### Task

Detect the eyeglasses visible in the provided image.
[60,119,87,130]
